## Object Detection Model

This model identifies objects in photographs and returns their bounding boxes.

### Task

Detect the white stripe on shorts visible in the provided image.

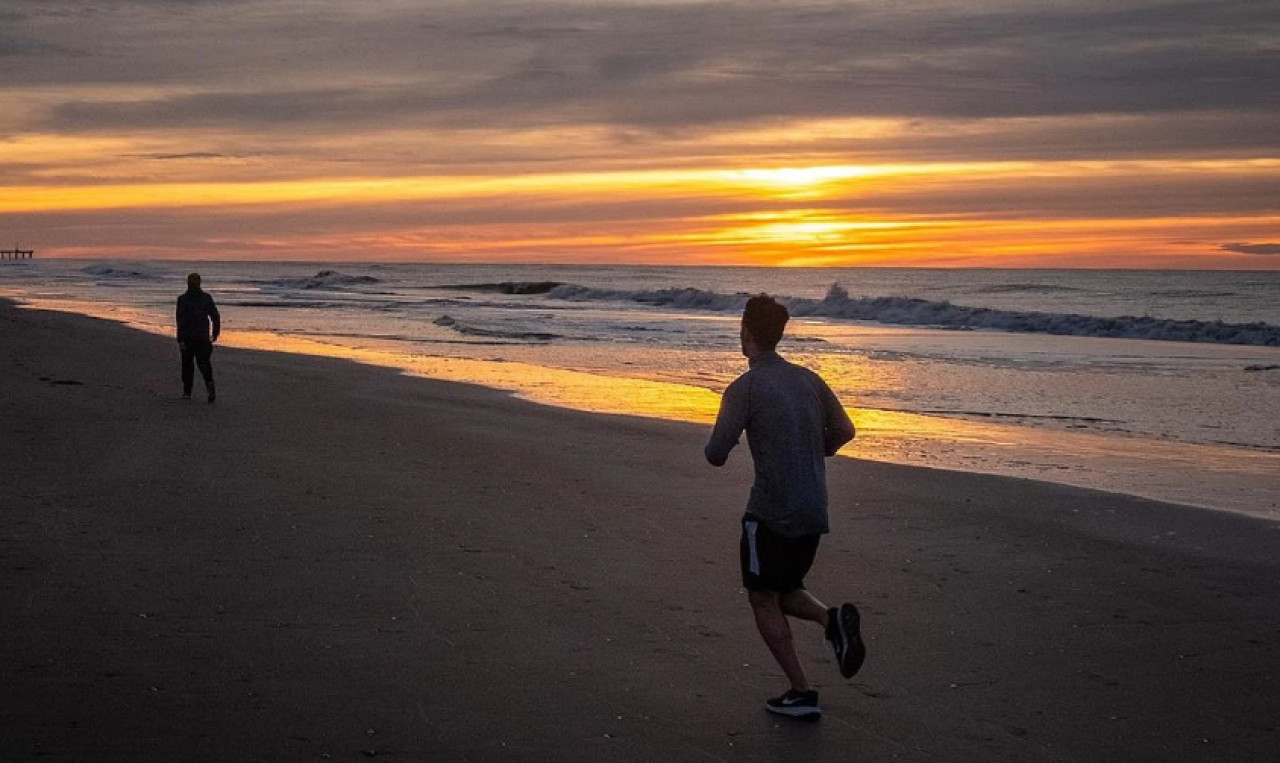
[746,520,760,575]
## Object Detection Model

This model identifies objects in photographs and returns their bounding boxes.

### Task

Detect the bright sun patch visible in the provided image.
[729,166,883,186]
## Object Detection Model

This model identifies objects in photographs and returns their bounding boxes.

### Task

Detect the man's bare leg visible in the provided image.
[781,589,828,626]
[749,590,810,691]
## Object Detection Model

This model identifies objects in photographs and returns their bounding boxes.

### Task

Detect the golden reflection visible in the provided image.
[232,330,730,423]
[7,294,1278,516]
[0,294,944,461]
[2,293,727,420]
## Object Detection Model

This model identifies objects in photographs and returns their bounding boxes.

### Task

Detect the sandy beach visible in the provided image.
[2,298,1278,762]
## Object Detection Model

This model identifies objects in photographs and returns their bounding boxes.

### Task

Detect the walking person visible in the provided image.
[705,294,864,720]
[176,272,220,402]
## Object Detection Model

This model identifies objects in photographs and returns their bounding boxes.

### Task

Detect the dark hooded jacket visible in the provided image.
[176,287,220,344]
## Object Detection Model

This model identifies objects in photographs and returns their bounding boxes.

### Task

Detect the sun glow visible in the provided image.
[5,159,1276,214]
[730,166,884,186]
[5,147,1279,266]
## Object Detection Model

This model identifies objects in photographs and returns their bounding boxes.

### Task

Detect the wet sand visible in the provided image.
[2,299,1278,761]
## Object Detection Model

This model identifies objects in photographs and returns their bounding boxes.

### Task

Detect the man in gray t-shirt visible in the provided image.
[705,294,864,720]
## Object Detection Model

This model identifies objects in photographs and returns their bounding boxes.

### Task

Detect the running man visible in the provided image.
[176,272,220,402]
[705,294,864,720]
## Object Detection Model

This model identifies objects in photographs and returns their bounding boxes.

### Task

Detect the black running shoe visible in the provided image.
[207,386,216,404]
[826,603,866,678]
[765,689,821,720]
[181,391,192,400]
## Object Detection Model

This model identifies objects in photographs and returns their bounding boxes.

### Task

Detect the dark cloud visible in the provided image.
[1222,243,1280,255]
[0,34,83,58]
[131,152,230,160]
[50,86,416,131]
[10,0,1280,144]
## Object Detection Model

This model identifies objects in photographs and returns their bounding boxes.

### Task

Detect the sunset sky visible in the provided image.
[2,0,1278,267]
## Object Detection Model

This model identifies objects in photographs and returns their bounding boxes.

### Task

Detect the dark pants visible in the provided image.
[181,340,214,394]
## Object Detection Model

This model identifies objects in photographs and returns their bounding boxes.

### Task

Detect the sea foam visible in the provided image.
[261,269,382,290]
[440,281,565,295]
[433,315,561,341]
[80,264,159,281]
[546,282,1280,346]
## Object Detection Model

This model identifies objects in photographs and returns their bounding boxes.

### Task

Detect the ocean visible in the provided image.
[2,260,1277,518]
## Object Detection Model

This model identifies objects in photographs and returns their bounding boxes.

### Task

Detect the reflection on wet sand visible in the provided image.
[10,294,1277,520]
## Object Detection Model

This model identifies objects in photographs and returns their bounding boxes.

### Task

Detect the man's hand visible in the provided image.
[210,334,219,344]
[178,340,186,351]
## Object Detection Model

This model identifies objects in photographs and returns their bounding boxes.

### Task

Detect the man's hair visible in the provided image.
[187,272,201,289]
[742,294,789,351]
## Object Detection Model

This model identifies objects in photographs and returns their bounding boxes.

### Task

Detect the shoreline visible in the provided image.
[2,291,1276,520]
[3,299,1280,760]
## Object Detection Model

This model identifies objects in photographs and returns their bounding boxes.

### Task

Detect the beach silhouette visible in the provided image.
[176,272,220,403]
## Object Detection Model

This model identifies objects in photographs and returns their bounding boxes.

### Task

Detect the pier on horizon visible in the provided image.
[1,247,34,260]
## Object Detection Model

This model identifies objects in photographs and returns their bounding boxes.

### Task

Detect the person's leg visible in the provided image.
[748,589,811,692]
[180,346,195,396]
[785,586,865,678]
[195,342,215,400]
[743,519,812,692]
[781,589,828,626]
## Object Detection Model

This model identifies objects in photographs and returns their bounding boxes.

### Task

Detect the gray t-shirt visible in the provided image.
[705,352,856,537]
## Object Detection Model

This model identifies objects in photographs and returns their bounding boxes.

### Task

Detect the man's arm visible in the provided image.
[705,378,748,466]
[207,296,221,342]
[818,379,855,457]
[175,296,185,347]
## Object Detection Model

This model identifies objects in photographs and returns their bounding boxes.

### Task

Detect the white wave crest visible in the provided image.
[262,270,382,290]
[547,282,1280,346]
[80,265,159,281]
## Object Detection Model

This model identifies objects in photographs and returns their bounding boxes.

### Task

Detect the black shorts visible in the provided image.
[740,516,821,593]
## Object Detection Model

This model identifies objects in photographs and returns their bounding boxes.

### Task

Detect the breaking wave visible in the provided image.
[546,283,1280,346]
[1146,289,1239,299]
[440,281,566,295]
[262,270,382,290]
[80,265,159,281]
[433,315,561,341]
[970,283,1087,295]
[221,300,352,310]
